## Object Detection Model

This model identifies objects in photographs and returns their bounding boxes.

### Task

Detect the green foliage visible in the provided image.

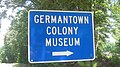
[0,47,6,62]
[0,10,28,63]
[93,62,97,67]
[31,0,92,11]
[0,0,120,67]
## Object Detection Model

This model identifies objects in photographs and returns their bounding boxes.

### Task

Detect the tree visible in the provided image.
[2,10,28,63]
[0,0,120,67]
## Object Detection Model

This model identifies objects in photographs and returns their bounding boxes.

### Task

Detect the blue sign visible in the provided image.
[28,10,95,63]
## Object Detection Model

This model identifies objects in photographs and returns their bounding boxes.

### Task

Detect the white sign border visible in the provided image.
[28,10,95,63]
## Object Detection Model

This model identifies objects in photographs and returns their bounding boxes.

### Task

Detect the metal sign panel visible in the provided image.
[28,10,95,63]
